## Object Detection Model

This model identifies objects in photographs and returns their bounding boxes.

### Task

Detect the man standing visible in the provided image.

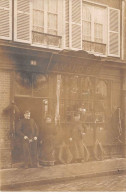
[16,110,39,168]
[94,125,105,161]
[70,112,85,163]
[39,116,57,166]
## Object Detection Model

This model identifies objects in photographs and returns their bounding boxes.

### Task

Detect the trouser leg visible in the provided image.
[83,142,90,161]
[94,140,104,160]
[99,142,105,160]
[30,141,38,166]
[23,141,31,167]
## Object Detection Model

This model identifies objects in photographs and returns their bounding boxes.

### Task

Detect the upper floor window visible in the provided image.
[0,0,62,49]
[82,4,107,44]
[82,3,107,55]
[82,2,120,57]
[33,0,58,35]
[32,0,62,48]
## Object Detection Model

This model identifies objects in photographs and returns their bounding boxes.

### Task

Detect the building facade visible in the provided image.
[0,0,126,168]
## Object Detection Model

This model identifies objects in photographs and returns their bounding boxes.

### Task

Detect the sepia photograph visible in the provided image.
[0,0,126,192]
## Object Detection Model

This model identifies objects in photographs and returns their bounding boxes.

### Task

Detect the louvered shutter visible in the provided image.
[58,0,63,35]
[108,8,120,57]
[70,0,82,50]
[0,0,12,40]
[65,0,69,48]
[14,0,31,43]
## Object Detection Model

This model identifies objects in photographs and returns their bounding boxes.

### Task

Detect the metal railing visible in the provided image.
[82,40,106,55]
[32,31,62,48]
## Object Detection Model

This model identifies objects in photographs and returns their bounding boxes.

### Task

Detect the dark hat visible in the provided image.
[24,110,30,114]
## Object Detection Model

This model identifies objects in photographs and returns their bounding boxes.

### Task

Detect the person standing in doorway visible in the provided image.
[16,110,39,168]
[70,112,85,163]
[39,116,57,166]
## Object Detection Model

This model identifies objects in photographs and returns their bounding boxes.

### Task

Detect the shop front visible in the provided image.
[10,51,123,165]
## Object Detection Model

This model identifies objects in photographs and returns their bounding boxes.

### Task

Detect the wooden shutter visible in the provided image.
[58,0,63,36]
[14,0,31,43]
[70,0,82,50]
[0,0,12,40]
[64,0,70,48]
[108,8,120,57]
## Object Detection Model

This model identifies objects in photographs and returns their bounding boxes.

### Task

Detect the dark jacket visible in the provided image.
[16,118,38,140]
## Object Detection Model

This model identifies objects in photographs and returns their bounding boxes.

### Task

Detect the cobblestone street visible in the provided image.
[11,173,126,191]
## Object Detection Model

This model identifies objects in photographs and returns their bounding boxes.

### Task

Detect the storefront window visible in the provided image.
[15,72,49,97]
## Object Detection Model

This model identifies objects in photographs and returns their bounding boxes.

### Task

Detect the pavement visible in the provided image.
[14,173,126,191]
[1,158,126,191]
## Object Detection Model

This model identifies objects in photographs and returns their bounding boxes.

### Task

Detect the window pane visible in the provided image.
[82,5,91,21]
[47,0,58,35]
[33,0,44,32]
[82,21,91,41]
[94,23,103,43]
[33,0,44,10]
[48,13,57,29]
[94,6,105,24]
[48,13,57,35]
[33,10,44,26]
[94,7,105,43]
[48,0,58,13]
[82,4,91,41]
[33,10,44,32]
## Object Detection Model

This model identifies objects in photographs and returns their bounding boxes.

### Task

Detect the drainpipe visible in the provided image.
[46,53,54,74]
[121,0,126,157]
[121,0,125,60]
[55,75,61,125]
[121,71,126,157]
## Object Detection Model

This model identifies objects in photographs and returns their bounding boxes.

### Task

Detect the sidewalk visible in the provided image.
[1,158,126,191]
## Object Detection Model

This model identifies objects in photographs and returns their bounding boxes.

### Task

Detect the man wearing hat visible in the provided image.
[16,110,39,168]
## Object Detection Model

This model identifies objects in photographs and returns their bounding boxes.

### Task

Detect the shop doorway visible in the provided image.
[12,96,43,164]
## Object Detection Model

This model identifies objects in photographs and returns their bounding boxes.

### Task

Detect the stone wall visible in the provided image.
[124,0,126,60]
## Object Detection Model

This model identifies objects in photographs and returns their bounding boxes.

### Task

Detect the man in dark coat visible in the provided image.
[16,110,39,168]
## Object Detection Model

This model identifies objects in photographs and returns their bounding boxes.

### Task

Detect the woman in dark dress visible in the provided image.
[39,116,56,166]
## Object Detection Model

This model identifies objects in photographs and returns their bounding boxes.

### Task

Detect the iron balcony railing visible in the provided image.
[82,40,106,55]
[32,31,62,48]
